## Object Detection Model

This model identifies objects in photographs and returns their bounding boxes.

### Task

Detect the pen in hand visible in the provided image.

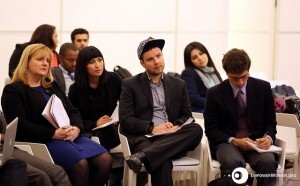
[255,138,270,150]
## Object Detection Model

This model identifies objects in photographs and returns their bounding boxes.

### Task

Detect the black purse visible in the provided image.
[113,65,133,79]
[284,96,300,121]
[92,123,120,150]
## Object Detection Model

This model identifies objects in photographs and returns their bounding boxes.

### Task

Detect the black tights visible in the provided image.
[67,152,112,186]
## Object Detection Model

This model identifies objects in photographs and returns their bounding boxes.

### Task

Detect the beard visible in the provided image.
[147,66,164,77]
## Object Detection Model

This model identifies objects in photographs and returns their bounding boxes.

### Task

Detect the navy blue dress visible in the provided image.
[33,86,107,169]
[46,136,105,169]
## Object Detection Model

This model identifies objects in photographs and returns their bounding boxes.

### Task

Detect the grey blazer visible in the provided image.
[51,67,66,93]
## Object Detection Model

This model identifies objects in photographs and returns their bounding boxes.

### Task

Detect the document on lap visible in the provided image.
[145,117,193,138]
[92,102,119,130]
[245,141,282,154]
[42,94,70,129]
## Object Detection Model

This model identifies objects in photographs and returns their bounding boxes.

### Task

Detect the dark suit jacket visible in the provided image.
[51,67,66,93]
[204,77,277,157]
[181,68,208,113]
[119,72,192,136]
[1,82,83,143]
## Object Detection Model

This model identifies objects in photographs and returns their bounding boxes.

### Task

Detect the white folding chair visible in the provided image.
[4,77,11,85]
[118,126,203,186]
[15,142,54,163]
[14,144,34,155]
[194,117,209,186]
[206,138,286,186]
[276,113,300,174]
[192,112,203,119]
[91,136,101,144]
[91,135,122,154]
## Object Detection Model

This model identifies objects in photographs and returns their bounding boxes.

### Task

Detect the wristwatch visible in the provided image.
[147,124,154,134]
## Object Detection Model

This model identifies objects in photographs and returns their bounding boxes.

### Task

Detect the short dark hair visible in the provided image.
[29,24,56,49]
[184,41,222,82]
[71,28,89,42]
[75,46,109,88]
[222,48,251,74]
[59,43,78,56]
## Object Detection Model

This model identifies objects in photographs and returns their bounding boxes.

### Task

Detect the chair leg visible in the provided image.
[128,170,136,186]
[196,170,201,186]
[147,174,151,186]
[122,164,129,186]
[293,158,298,175]
[278,177,283,186]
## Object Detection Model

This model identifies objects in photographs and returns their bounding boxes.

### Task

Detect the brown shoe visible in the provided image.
[285,159,294,169]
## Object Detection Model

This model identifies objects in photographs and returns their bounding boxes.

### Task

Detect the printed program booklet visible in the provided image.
[245,141,282,153]
[92,102,119,130]
[42,94,70,129]
[145,117,194,138]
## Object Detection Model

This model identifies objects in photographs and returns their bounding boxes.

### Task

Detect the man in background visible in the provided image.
[52,43,79,95]
[71,28,89,50]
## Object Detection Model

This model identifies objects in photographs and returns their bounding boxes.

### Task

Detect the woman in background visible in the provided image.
[68,46,123,185]
[9,24,59,78]
[181,41,222,113]
[2,44,112,186]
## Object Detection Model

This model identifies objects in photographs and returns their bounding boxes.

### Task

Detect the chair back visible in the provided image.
[118,125,131,157]
[91,136,100,144]
[192,112,203,119]
[15,142,54,163]
[206,138,214,167]
[5,77,11,85]
[276,113,300,138]
[14,145,33,155]
[185,142,202,161]
[275,139,286,172]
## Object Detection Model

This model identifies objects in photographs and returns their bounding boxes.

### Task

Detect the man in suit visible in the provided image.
[204,48,277,186]
[119,37,203,186]
[52,43,79,95]
[71,28,89,50]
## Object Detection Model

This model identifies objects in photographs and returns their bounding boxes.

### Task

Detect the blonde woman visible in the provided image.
[2,44,112,186]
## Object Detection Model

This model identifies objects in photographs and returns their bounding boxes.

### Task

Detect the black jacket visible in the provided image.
[1,82,83,143]
[9,43,29,78]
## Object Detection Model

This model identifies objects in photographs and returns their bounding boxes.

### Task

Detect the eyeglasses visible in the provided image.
[228,73,249,82]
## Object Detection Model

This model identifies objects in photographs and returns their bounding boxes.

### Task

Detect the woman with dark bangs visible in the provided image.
[68,46,123,185]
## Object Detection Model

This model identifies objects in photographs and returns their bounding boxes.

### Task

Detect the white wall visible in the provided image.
[0,0,230,99]
[276,0,300,92]
[0,0,299,102]
[228,0,275,81]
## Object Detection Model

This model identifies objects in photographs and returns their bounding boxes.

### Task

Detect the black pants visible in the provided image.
[0,159,27,186]
[216,143,277,186]
[128,123,203,186]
